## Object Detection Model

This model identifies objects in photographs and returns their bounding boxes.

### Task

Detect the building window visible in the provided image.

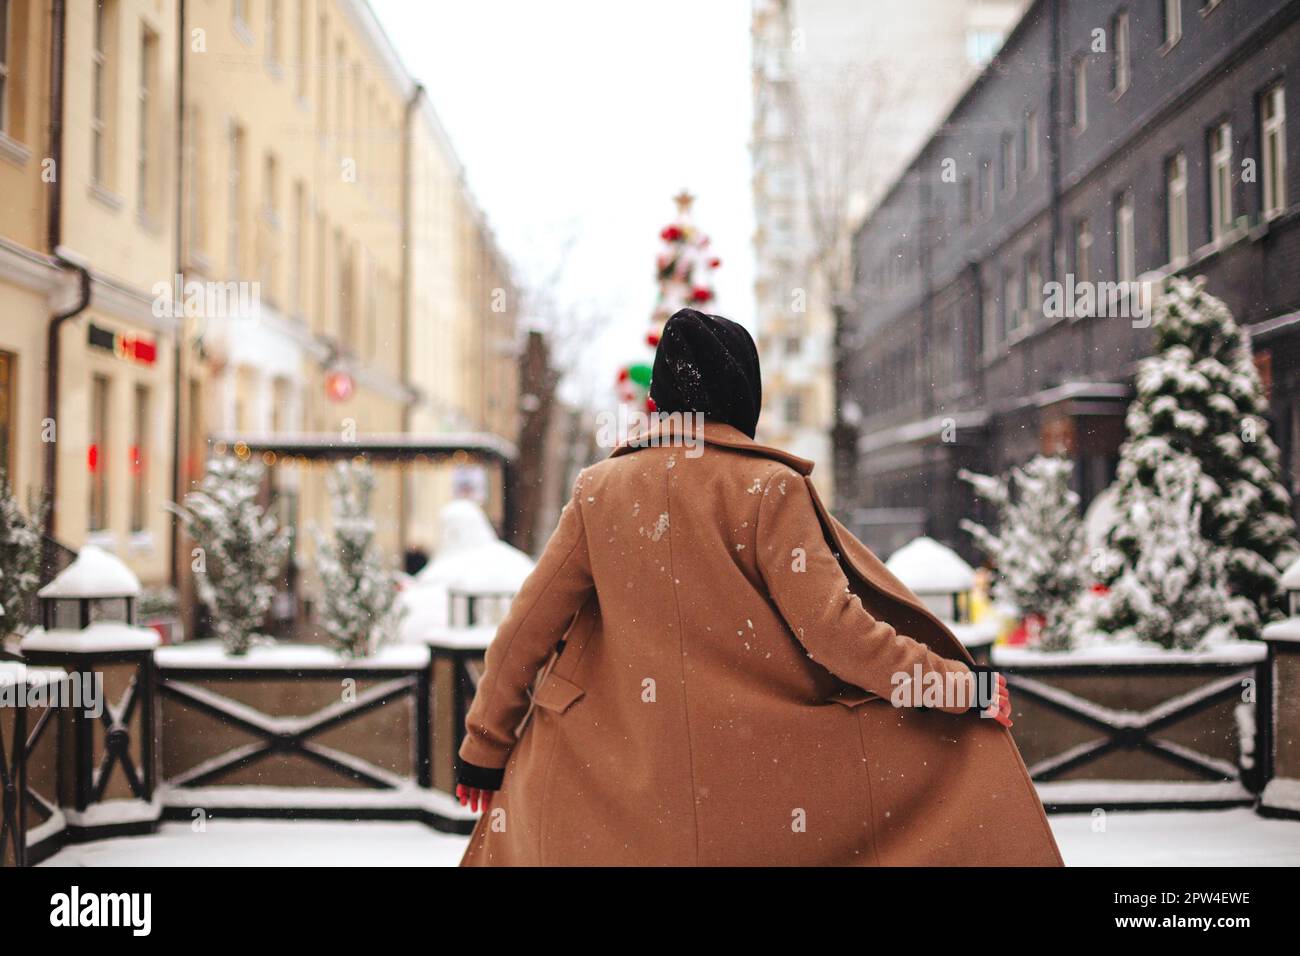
[1000,132,1016,195]
[1163,0,1182,47]
[336,229,353,345]
[335,41,346,145]
[978,157,992,218]
[784,393,803,427]
[137,26,158,219]
[228,123,245,277]
[1166,152,1189,263]
[91,1,117,187]
[960,175,973,224]
[89,374,111,533]
[296,0,309,99]
[0,0,10,133]
[1262,83,1287,218]
[1115,190,1135,283]
[1072,56,1087,131]
[291,181,305,314]
[1111,10,1130,96]
[1023,251,1042,322]
[0,350,13,477]
[260,153,280,303]
[1073,217,1093,281]
[1002,267,1023,340]
[266,0,282,68]
[186,106,206,257]
[317,15,328,132]
[1208,122,1234,241]
[1022,109,1038,177]
[130,385,149,533]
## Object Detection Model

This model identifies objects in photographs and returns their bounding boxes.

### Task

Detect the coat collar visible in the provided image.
[608,415,814,476]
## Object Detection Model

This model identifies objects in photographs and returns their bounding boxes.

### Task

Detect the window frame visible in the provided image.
[1114,189,1135,284]
[137,24,159,220]
[1166,151,1189,264]
[0,0,11,134]
[1072,55,1088,132]
[1111,9,1131,96]
[1163,0,1183,49]
[129,383,150,534]
[91,0,115,187]
[89,373,111,533]
[1262,83,1287,218]
[1208,121,1234,242]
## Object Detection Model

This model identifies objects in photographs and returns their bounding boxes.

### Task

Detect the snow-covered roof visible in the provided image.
[38,545,141,599]
[885,537,974,593]
[1279,556,1300,591]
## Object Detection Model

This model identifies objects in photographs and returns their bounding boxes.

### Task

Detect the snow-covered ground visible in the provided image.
[37,808,1300,866]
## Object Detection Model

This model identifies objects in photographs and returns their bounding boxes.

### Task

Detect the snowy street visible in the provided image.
[38,809,1300,868]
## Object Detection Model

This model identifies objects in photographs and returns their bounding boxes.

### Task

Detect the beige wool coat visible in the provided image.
[458,419,1063,866]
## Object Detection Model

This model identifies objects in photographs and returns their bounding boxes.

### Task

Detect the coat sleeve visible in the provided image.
[755,470,974,715]
[458,473,596,781]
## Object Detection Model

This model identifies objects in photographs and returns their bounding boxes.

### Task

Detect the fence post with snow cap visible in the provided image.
[18,546,162,845]
[1260,558,1300,818]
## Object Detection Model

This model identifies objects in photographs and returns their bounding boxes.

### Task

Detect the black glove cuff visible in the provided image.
[966,663,1001,714]
[457,759,505,791]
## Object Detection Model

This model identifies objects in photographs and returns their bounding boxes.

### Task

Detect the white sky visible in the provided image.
[370,0,756,405]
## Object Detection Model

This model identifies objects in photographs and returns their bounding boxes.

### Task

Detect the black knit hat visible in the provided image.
[649,309,762,439]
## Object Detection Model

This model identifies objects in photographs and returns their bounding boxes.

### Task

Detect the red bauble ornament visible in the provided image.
[660,225,682,242]
[617,367,630,383]
[690,287,713,303]
[709,257,721,268]
[646,331,660,347]
[645,396,656,413]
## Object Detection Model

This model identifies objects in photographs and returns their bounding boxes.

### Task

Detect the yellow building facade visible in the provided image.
[2,0,180,590]
[1,0,519,630]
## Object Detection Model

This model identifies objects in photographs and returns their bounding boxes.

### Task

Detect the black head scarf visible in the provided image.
[649,309,762,439]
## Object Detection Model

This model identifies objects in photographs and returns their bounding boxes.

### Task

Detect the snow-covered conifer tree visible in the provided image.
[1098,277,1297,639]
[1087,455,1235,650]
[171,457,289,655]
[314,461,401,658]
[960,456,1085,651]
[0,471,45,637]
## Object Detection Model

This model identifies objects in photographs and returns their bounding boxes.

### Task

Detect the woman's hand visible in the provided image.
[456,783,493,813]
[982,672,1013,728]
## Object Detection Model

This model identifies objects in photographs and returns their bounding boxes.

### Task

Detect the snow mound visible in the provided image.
[414,499,534,593]
[39,545,141,598]
[401,499,535,644]
[886,536,973,593]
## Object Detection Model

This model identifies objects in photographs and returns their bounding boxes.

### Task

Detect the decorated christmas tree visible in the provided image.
[170,457,290,655]
[960,456,1086,651]
[1096,277,1298,640]
[1083,455,1235,650]
[313,461,402,658]
[0,470,45,638]
[617,190,721,409]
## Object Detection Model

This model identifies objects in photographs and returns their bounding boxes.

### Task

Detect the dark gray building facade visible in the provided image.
[845,0,1300,562]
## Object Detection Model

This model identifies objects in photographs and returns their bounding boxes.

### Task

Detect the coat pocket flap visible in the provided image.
[532,672,586,714]
[825,687,880,708]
